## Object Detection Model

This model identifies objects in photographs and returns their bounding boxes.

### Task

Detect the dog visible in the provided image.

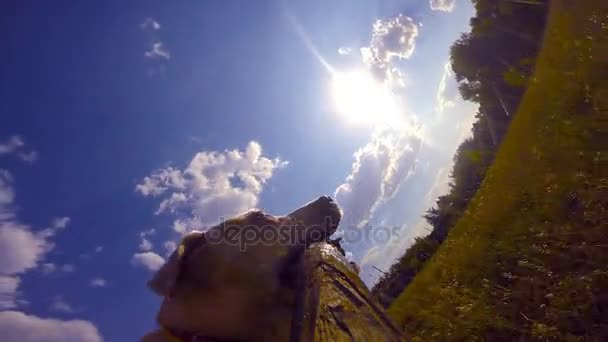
[142,196,342,342]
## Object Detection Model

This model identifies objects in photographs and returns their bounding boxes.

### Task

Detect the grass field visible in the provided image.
[388,0,608,340]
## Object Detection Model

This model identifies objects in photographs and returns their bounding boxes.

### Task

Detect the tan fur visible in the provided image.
[143,196,341,342]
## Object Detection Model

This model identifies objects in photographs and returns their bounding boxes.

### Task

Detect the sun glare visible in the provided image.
[331,70,402,127]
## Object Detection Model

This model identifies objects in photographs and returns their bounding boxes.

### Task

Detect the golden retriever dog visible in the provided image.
[142,196,342,342]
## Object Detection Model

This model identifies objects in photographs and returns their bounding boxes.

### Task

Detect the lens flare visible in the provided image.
[331,70,402,127]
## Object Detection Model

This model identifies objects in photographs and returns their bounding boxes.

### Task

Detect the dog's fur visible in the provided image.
[142,196,341,342]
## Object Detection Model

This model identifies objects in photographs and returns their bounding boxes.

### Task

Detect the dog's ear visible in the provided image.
[141,329,179,342]
[147,231,205,296]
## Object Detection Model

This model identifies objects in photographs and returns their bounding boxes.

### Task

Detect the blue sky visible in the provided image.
[0,0,475,341]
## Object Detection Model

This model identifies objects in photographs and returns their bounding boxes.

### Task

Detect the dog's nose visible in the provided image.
[319,195,334,203]
[286,196,342,243]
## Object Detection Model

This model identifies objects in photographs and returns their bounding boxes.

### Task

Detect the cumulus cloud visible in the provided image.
[337,47,352,55]
[0,214,71,276]
[49,297,75,314]
[90,278,107,288]
[0,223,54,275]
[39,263,74,275]
[60,264,75,273]
[17,151,38,163]
[50,217,71,230]
[140,228,156,236]
[139,238,152,251]
[430,0,456,12]
[364,15,419,63]
[136,141,287,229]
[0,170,15,208]
[0,311,102,342]
[436,62,459,113]
[40,263,56,275]
[131,252,164,272]
[0,136,24,155]
[172,219,188,234]
[334,129,421,227]
[136,228,155,252]
[79,246,103,260]
[140,18,160,31]
[361,14,419,83]
[0,276,21,310]
[0,135,38,163]
[141,18,170,63]
[0,168,101,339]
[145,42,171,61]
[356,65,478,285]
[0,169,73,311]
[163,241,177,257]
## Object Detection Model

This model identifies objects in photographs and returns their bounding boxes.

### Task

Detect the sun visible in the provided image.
[331,70,402,127]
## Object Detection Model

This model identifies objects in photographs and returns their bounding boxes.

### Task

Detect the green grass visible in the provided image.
[388,1,608,340]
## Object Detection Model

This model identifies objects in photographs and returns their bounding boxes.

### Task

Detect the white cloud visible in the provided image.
[0,170,15,209]
[334,129,421,227]
[140,18,170,65]
[60,264,75,273]
[360,245,382,267]
[0,136,38,163]
[40,263,75,275]
[49,297,74,314]
[1,214,70,276]
[17,151,38,163]
[90,278,107,288]
[40,263,56,275]
[356,64,479,285]
[430,0,456,12]
[436,62,458,113]
[361,14,419,83]
[0,136,24,155]
[0,311,102,342]
[135,168,182,196]
[38,216,70,241]
[145,42,171,61]
[139,238,152,252]
[0,224,53,275]
[79,246,104,260]
[172,219,187,234]
[163,241,177,257]
[0,167,100,340]
[140,18,160,31]
[50,217,70,230]
[131,252,164,272]
[136,141,287,228]
[337,47,352,55]
[139,228,156,237]
[137,228,155,252]
[357,14,419,87]
[0,276,21,310]
[0,169,73,315]
[345,251,353,261]
[386,67,406,88]
[0,169,70,305]
[365,220,429,273]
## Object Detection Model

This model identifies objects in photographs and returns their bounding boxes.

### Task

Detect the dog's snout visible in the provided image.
[286,195,342,231]
[320,195,334,203]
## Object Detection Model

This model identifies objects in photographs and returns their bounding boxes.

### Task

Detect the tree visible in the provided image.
[372,0,549,308]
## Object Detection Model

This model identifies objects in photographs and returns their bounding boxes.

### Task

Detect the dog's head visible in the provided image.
[145,196,342,341]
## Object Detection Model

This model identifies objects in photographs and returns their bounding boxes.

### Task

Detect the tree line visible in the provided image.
[372,0,549,308]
